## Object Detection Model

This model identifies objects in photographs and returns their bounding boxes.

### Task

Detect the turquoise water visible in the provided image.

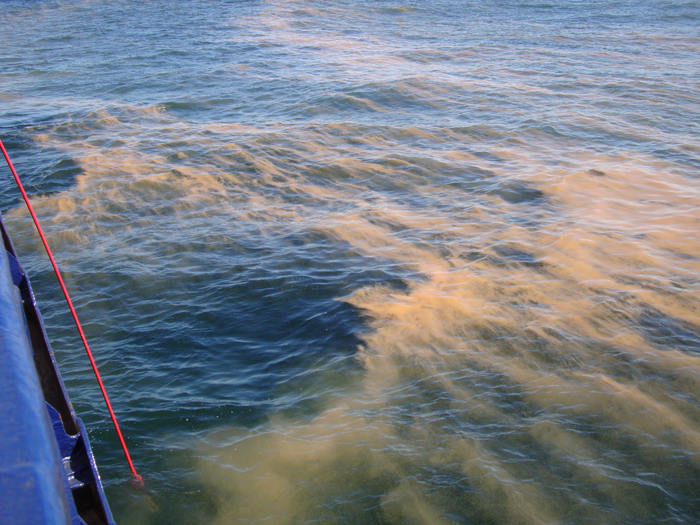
[2,1,700,523]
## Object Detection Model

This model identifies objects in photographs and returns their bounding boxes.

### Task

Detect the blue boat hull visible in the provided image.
[0,211,116,525]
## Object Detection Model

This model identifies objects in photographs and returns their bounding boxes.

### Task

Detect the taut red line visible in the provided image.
[0,137,144,487]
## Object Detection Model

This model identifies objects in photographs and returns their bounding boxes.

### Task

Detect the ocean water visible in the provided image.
[1,0,700,523]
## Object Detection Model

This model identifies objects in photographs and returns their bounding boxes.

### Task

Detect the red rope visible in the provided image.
[0,137,144,487]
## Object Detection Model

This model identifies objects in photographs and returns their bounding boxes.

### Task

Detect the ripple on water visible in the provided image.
[1,0,700,523]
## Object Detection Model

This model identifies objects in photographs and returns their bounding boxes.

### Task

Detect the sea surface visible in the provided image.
[1,0,700,523]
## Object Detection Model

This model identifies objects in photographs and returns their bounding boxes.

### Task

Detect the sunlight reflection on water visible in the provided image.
[1,0,699,523]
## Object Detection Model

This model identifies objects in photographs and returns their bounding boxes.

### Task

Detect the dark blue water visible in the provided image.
[2,1,700,523]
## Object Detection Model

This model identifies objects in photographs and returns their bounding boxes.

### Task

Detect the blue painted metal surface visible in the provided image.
[0,211,116,525]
